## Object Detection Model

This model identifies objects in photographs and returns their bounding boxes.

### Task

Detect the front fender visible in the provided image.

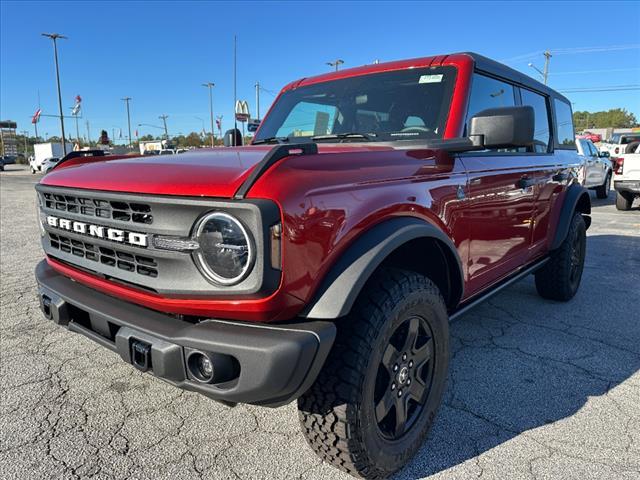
[302,217,464,319]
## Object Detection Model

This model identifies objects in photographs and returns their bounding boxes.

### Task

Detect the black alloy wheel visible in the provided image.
[374,315,435,440]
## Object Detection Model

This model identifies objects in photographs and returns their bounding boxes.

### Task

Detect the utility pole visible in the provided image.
[202,82,215,147]
[85,120,91,145]
[255,81,260,120]
[159,115,169,139]
[42,32,68,155]
[326,59,344,71]
[121,97,132,148]
[542,50,552,85]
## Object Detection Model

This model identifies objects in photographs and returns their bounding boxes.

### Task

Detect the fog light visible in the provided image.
[198,355,213,378]
[187,352,215,383]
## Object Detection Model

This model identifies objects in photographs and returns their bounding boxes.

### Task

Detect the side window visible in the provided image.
[465,74,517,152]
[520,89,551,153]
[587,142,597,157]
[466,74,516,128]
[554,99,575,148]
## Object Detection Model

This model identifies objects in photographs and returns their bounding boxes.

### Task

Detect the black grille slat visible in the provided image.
[49,233,158,277]
[41,193,152,225]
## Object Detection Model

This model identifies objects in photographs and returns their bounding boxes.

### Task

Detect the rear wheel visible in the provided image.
[615,191,633,211]
[298,269,449,479]
[535,213,586,301]
[595,171,611,199]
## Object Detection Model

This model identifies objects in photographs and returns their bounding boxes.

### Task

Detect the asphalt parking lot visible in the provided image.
[1,164,639,480]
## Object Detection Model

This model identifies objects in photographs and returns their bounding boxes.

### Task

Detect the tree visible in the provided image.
[573,108,638,130]
[139,134,156,142]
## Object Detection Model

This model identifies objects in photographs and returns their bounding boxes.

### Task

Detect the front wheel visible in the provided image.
[535,213,586,301]
[595,171,611,199]
[298,269,449,479]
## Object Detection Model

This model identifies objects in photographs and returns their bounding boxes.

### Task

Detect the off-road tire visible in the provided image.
[535,213,586,301]
[297,269,449,479]
[595,171,611,199]
[615,191,633,211]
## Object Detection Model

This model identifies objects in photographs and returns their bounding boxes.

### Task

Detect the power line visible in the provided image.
[549,67,640,76]
[559,85,640,93]
[501,44,640,63]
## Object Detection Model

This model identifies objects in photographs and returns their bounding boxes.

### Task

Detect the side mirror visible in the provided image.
[469,106,534,149]
[598,151,610,158]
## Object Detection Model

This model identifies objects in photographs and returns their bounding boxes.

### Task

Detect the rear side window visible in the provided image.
[466,74,516,129]
[520,89,551,153]
[554,99,574,148]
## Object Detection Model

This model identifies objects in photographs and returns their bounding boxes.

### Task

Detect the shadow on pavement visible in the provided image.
[396,234,640,479]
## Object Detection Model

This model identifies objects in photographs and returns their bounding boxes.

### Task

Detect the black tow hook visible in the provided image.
[130,340,152,372]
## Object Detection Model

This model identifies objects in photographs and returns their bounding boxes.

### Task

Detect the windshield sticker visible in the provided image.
[419,74,443,84]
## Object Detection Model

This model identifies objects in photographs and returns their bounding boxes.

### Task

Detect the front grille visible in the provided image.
[49,233,158,278]
[41,192,153,224]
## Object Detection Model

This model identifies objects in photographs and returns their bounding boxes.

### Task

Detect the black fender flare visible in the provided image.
[551,183,591,250]
[302,217,464,319]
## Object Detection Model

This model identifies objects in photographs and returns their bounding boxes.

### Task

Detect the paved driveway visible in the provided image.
[1,166,639,479]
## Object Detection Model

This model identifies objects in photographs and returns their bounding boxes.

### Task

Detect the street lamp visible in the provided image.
[202,82,215,147]
[326,59,344,71]
[42,32,68,156]
[121,97,133,148]
[528,50,552,85]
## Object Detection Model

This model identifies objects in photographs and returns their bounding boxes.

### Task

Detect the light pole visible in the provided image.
[42,32,68,155]
[158,115,169,139]
[326,59,344,71]
[21,130,29,157]
[69,107,80,144]
[528,50,552,85]
[201,82,215,147]
[255,81,260,121]
[122,97,133,148]
[216,115,223,140]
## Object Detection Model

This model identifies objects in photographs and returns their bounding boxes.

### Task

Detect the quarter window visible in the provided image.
[520,89,551,153]
[554,99,575,148]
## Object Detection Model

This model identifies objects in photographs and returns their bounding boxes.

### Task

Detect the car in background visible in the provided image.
[159,149,175,155]
[576,138,612,198]
[41,157,61,174]
[600,132,640,156]
[0,157,5,171]
[175,148,189,154]
[577,131,602,143]
[613,143,640,210]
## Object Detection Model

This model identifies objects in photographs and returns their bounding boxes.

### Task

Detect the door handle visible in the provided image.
[517,176,536,189]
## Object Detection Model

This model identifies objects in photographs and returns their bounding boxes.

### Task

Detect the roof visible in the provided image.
[284,52,571,105]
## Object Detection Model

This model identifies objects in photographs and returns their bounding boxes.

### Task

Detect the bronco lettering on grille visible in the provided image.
[46,215,148,247]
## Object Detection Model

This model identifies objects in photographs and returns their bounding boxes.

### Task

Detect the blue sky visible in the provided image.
[2,0,639,143]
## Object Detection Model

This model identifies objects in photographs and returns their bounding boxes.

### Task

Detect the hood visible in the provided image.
[41,144,396,198]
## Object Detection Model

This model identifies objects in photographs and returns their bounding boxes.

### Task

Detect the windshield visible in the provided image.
[254,66,456,143]
[611,133,640,144]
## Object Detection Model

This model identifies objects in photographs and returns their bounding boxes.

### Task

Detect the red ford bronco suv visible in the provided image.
[35,53,590,478]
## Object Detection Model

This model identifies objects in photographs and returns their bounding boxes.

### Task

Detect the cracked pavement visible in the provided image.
[1,165,639,479]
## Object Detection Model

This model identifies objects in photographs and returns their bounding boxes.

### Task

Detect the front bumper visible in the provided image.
[35,260,335,407]
[614,180,640,195]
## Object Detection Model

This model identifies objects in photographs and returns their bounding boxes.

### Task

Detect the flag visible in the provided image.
[71,95,82,116]
[31,108,41,124]
[216,118,221,130]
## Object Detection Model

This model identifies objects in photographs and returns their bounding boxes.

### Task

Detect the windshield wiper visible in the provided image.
[311,132,376,142]
[252,136,290,145]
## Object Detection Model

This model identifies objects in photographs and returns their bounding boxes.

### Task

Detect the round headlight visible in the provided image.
[193,212,254,285]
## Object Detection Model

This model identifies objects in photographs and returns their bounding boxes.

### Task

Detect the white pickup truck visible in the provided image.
[613,143,640,210]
